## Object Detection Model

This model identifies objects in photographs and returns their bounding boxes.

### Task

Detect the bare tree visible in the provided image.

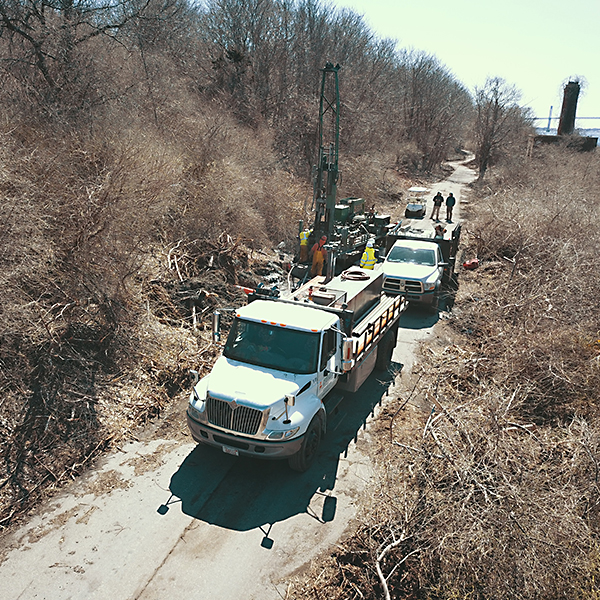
[474,76,529,180]
[0,0,181,118]
[395,50,472,171]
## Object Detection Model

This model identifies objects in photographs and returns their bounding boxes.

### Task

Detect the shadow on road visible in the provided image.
[441,276,458,312]
[398,272,460,326]
[399,304,438,329]
[164,367,398,537]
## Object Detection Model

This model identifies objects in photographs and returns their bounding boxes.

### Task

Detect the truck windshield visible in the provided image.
[387,247,436,267]
[223,318,320,375]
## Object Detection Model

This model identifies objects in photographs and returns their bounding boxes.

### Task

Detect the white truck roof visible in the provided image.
[236,299,338,332]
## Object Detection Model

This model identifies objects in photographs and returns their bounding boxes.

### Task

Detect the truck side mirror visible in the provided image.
[283,394,295,424]
[189,369,200,386]
[342,338,354,372]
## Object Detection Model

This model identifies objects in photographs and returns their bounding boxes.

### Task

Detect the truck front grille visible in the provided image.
[206,396,263,435]
[405,280,423,294]
[383,277,402,294]
[383,278,423,294]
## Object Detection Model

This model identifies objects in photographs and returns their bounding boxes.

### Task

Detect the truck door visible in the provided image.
[318,328,339,397]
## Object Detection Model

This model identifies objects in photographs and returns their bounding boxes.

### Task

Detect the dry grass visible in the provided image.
[291,146,600,600]
[0,105,306,529]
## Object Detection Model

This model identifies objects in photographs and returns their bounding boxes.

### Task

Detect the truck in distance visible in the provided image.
[403,186,430,219]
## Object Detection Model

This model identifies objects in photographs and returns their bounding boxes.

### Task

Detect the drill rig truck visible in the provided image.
[186,65,407,471]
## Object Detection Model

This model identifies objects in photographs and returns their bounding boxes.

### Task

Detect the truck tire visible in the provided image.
[288,415,322,472]
[375,327,397,371]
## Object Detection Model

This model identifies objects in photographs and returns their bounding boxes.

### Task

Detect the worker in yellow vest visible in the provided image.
[299,228,312,262]
[360,239,377,269]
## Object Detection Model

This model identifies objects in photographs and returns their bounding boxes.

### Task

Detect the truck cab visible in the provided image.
[187,300,339,466]
[382,239,446,307]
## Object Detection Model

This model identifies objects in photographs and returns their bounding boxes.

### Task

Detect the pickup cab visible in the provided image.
[381,239,446,308]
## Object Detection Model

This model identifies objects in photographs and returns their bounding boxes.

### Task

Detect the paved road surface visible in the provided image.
[0,158,476,600]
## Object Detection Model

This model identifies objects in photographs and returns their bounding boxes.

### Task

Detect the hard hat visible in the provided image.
[366,239,374,247]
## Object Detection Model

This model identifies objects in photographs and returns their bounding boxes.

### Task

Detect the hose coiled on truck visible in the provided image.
[340,268,370,281]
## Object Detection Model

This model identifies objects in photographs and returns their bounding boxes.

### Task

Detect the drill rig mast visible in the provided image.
[313,62,341,241]
[292,64,391,282]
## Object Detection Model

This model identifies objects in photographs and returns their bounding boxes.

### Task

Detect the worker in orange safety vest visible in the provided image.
[310,235,328,276]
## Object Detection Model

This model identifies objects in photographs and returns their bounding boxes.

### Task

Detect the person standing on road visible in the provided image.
[430,192,443,221]
[310,235,328,276]
[445,192,456,222]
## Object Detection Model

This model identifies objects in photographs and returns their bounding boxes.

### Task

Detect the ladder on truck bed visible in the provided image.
[350,294,406,364]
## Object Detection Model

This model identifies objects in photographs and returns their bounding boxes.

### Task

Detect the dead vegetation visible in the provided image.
[0,171,288,529]
[291,146,600,599]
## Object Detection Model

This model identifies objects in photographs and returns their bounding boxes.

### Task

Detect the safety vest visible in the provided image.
[300,230,310,246]
[360,247,376,269]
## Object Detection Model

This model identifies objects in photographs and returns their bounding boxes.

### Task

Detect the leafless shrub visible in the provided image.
[291,146,600,600]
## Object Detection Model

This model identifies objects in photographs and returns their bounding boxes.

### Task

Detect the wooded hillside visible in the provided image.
[0,0,532,563]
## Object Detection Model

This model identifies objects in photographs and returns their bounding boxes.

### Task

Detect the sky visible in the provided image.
[333,0,599,126]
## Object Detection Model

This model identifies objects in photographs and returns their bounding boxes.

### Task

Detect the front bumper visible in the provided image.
[383,283,436,305]
[186,413,305,459]
[405,289,436,305]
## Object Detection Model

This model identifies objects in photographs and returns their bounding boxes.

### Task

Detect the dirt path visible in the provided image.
[0,158,477,600]
[392,154,476,373]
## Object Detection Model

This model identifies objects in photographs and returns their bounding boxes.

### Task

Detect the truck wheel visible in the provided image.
[375,328,397,371]
[288,415,322,472]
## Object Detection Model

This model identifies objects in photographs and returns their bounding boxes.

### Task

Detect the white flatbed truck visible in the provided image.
[187,267,407,471]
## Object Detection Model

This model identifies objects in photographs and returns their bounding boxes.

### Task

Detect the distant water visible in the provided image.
[536,127,600,138]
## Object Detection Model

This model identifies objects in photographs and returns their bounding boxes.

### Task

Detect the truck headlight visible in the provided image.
[424,272,439,291]
[188,389,206,422]
[267,427,300,440]
[188,403,204,422]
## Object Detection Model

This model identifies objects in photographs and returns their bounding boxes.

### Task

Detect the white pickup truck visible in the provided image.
[187,268,406,471]
[381,221,461,310]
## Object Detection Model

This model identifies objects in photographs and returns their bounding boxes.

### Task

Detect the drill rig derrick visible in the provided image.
[292,64,391,284]
[312,62,341,243]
